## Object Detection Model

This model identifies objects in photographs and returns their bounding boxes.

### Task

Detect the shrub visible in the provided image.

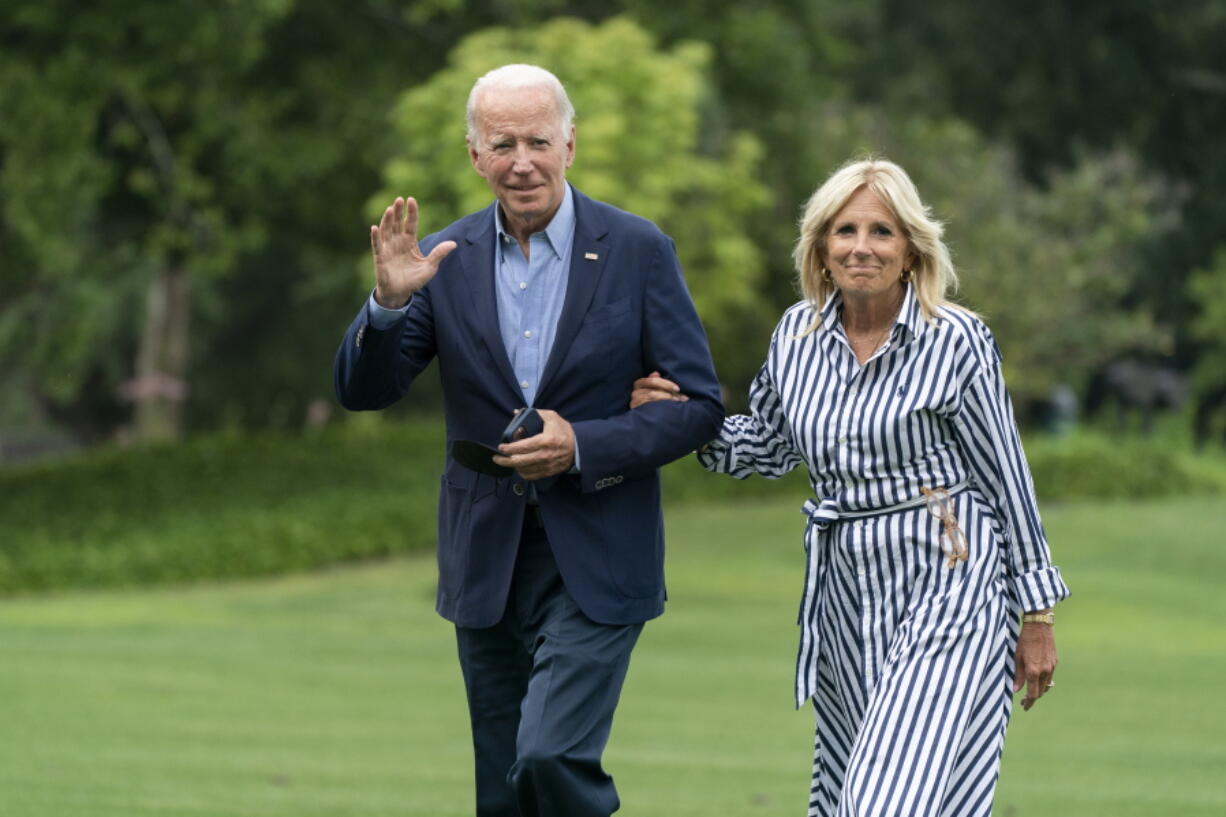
[1024,430,1225,501]
[0,420,445,594]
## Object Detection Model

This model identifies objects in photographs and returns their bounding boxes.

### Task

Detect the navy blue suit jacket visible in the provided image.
[334,187,723,627]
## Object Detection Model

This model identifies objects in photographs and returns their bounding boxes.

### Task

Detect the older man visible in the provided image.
[334,64,722,816]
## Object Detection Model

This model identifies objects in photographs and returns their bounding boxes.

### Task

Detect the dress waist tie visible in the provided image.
[792,481,969,707]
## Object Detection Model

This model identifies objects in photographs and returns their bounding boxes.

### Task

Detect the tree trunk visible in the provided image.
[132,266,191,442]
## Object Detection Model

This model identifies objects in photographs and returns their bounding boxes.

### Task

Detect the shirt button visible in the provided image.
[523,330,533,339]
[519,282,527,290]
[520,380,530,389]
[513,484,525,496]
[838,436,848,445]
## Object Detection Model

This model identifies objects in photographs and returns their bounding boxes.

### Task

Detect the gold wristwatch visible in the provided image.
[1021,611,1055,625]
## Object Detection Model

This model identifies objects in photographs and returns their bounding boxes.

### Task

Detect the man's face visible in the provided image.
[468,85,575,234]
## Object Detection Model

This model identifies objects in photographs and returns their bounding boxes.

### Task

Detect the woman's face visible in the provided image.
[822,187,914,303]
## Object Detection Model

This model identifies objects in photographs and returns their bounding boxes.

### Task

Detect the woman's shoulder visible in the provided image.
[933,303,1002,366]
[772,300,820,340]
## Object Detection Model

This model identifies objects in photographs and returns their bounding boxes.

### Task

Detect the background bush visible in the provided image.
[0,420,444,594]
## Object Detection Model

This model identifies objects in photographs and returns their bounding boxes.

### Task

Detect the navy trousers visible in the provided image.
[455,513,643,817]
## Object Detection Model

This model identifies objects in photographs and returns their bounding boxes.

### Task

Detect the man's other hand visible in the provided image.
[493,409,576,480]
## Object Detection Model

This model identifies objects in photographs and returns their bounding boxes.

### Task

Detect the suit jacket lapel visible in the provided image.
[460,204,522,399]
[537,189,610,399]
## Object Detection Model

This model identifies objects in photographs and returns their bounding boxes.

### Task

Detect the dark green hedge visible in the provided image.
[2,421,1221,595]
[0,420,445,594]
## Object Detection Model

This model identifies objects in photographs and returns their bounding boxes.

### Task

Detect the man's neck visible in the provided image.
[500,205,561,259]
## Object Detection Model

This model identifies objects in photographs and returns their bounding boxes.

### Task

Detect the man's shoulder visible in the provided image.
[575,189,668,242]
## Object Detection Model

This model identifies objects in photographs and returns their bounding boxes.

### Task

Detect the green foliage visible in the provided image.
[1188,247,1226,388]
[0,420,445,594]
[1024,430,1225,501]
[376,16,772,387]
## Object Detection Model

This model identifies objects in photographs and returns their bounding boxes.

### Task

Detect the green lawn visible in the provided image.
[2,496,1224,816]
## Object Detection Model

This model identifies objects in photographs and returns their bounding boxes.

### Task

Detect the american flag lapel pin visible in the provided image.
[584,252,599,260]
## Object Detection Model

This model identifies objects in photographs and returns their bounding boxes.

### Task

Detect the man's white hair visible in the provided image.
[465,64,575,142]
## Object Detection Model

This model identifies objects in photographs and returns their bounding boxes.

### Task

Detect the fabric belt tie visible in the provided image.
[800,480,969,531]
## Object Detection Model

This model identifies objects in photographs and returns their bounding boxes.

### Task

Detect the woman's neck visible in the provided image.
[841,285,905,335]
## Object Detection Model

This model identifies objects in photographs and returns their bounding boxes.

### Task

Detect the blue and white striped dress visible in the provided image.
[698,285,1070,817]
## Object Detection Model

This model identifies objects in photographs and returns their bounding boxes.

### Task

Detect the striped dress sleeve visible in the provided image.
[697,336,804,480]
[952,324,1071,612]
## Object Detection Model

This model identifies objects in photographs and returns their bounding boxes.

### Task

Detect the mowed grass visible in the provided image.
[2,496,1224,816]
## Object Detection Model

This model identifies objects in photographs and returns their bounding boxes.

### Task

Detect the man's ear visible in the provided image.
[564,125,576,168]
[467,137,484,176]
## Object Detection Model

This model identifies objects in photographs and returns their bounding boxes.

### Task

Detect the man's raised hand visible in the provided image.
[371,197,457,308]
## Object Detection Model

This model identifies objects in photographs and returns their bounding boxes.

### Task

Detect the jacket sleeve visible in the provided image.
[569,240,724,491]
[333,273,438,412]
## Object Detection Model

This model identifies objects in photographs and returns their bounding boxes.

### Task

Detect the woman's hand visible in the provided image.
[630,371,687,409]
[1014,615,1058,711]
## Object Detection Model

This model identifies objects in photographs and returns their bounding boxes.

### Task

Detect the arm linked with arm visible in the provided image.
[569,242,723,491]
[698,349,803,480]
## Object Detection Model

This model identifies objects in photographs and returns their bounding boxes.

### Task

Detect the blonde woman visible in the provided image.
[633,158,1068,817]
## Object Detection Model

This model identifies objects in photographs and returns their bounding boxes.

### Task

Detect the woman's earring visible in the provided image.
[822,267,833,282]
[900,268,913,283]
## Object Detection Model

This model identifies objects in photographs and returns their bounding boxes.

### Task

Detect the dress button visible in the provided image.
[838,436,848,445]
[513,484,525,496]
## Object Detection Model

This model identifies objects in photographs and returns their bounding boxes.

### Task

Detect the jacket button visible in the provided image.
[513,484,525,496]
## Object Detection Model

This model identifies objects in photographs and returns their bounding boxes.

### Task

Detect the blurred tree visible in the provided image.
[867,0,1226,370]
[0,0,497,442]
[376,16,772,391]
[0,1,289,442]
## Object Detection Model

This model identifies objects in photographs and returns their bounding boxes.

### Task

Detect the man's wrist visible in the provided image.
[373,289,411,310]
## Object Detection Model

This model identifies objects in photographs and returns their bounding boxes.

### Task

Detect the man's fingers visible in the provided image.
[370,225,380,258]
[427,240,457,267]
[405,196,419,239]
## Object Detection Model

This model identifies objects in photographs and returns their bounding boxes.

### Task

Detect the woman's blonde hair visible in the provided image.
[793,157,957,332]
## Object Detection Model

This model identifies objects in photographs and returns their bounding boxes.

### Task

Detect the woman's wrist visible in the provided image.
[1021,609,1054,625]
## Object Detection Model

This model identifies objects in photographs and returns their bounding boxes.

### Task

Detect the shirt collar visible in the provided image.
[818,282,927,341]
[494,183,575,262]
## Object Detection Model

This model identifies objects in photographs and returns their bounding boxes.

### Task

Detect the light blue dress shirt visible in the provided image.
[366,186,579,466]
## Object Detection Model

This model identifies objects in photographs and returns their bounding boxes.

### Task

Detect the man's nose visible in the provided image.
[511,145,534,174]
